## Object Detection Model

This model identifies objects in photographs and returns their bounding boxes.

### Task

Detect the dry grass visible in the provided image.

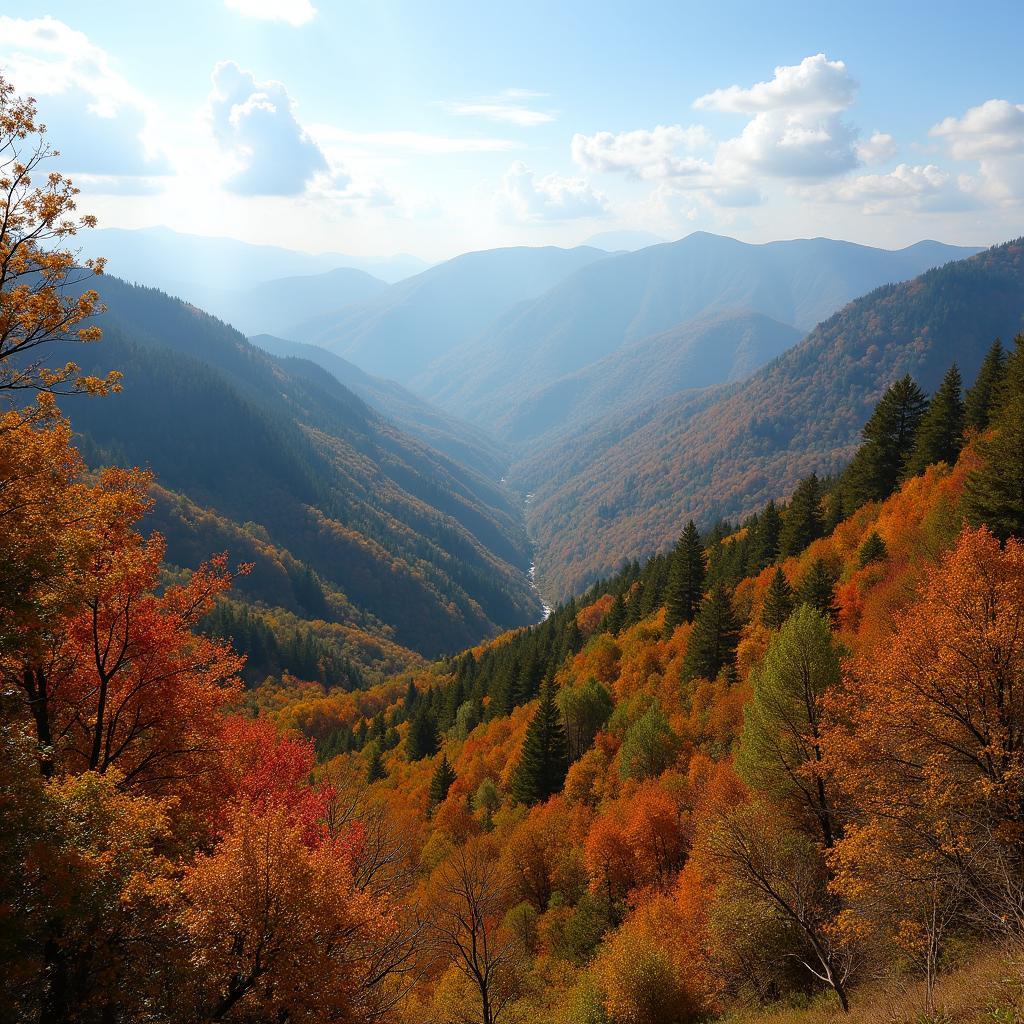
[724,946,1024,1024]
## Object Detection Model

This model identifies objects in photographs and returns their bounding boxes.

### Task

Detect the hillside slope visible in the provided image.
[516,239,1024,598]
[65,276,541,656]
[418,233,978,429]
[298,245,610,380]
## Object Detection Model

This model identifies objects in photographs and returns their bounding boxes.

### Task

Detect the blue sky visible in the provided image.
[3,1,1023,259]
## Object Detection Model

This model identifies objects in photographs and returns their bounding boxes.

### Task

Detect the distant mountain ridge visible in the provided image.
[416,233,981,433]
[514,238,1024,600]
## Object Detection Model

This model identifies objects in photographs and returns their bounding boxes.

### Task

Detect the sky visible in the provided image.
[2,0,1023,261]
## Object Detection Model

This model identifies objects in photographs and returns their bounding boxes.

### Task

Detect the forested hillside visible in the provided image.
[517,239,1024,599]
[61,274,541,657]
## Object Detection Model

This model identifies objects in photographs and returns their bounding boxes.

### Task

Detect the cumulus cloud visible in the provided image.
[694,53,856,114]
[207,60,330,196]
[499,161,608,222]
[0,16,169,178]
[224,0,317,26]
[931,99,1024,205]
[571,125,711,179]
[448,90,555,126]
[857,131,897,164]
[803,163,976,213]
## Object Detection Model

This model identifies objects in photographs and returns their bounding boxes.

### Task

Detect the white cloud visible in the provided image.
[571,125,711,179]
[931,99,1024,205]
[447,90,555,126]
[207,60,330,196]
[803,163,976,213]
[309,126,520,155]
[224,0,317,26]
[694,53,856,114]
[0,16,168,178]
[857,131,897,164]
[499,161,608,222]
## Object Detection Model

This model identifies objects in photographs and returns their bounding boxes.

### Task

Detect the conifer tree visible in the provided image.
[682,583,741,681]
[405,706,439,761]
[905,364,964,478]
[754,499,783,568]
[604,591,626,635]
[761,567,795,630]
[662,520,705,637]
[857,530,888,568]
[964,339,1006,432]
[964,391,1024,541]
[428,753,457,816]
[510,680,570,805]
[365,741,386,783]
[797,558,840,624]
[778,474,825,558]
[843,375,928,505]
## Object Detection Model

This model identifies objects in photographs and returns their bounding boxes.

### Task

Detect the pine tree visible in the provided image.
[905,364,964,478]
[604,590,627,635]
[682,584,741,681]
[843,375,929,505]
[662,520,706,637]
[365,741,386,783]
[964,339,1006,432]
[753,499,783,568]
[510,680,570,805]
[797,558,840,624]
[761,567,795,630]
[405,706,439,761]
[778,474,825,558]
[427,753,457,816]
[964,391,1024,541]
[857,530,888,568]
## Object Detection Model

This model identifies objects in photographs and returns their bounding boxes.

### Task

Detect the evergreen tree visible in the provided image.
[761,567,795,631]
[778,474,825,558]
[603,591,627,635]
[797,558,840,624]
[843,375,929,505]
[405,706,439,761]
[753,500,783,568]
[682,584,741,681]
[905,364,964,478]
[964,390,1024,541]
[510,680,570,805]
[662,520,706,637]
[403,679,418,714]
[427,753,457,816]
[857,530,888,568]
[964,339,1006,433]
[365,741,386,783]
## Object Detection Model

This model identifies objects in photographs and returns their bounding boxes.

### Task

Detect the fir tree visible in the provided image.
[365,741,386,783]
[427,753,457,816]
[964,391,1024,541]
[905,364,964,478]
[778,474,825,558]
[682,584,741,681]
[964,339,1006,433]
[510,680,570,805]
[754,499,783,568]
[663,520,706,637]
[603,591,626,635]
[405,706,439,761]
[843,375,928,505]
[797,558,840,624]
[857,530,888,568]
[761,567,795,630]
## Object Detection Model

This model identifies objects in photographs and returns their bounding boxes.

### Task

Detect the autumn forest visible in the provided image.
[3,52,1024,1024]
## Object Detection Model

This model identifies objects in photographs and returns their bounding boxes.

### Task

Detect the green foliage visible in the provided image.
[427,753,456,815]
[964,395,1024,541]
[761,567,795,631]
[472,778,500,830]
[365,741,386,783]
[843,374,928,506]
[405,706,439,762]
[964,338,1007,432]
[510,680,570,805]
[663,521,705,637]
[736,605,843,845]
[905,364,964,478]
[778,475,825,559]
[557,677,614,762]
[618,703,680,780]
[796,558,840,624]
[857,530,888,568]
[682,584,741,682]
